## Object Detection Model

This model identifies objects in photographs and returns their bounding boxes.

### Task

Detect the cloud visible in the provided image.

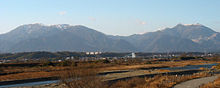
[89,17,96,21]
[58,11,67,16]
[140,21,146,25]
[137,20,147,25]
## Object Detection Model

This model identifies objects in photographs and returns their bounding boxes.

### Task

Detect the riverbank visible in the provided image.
[9,83,65,88]
[0,77,59,88]
[0,61,217,88]
[0,69,204,88]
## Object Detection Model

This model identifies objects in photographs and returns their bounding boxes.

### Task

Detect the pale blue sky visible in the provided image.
[0,0,220,35]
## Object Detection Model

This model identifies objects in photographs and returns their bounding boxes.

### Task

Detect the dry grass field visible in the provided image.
[201,76,220,88]
[109,72,210,88]
[199,64,220,88]
[0,59,218,88]
[0,60,212,81]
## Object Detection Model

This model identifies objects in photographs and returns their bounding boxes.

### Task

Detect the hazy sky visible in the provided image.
[0,0,220,36]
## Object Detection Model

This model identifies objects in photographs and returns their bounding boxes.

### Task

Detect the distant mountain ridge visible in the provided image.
[0,23,219,53]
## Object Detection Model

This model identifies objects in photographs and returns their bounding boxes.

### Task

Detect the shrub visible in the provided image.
[58,60,77,67]
[110,77,145,88]
[59,68,106,88]
[180,57,196,60]
[210,56,220,61]
[145,61,152,64]
[0,68,3,72]
[215,64,220,69]
[42,61,55,66]
[101,59,111,64]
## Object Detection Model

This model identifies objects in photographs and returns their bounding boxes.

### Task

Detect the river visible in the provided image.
[0,63,217,88]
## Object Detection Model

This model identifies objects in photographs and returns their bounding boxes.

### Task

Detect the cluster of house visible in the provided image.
[0,52,218,64]
[124,53,136,58]
[0,60,11,64]
[86,52,102,55]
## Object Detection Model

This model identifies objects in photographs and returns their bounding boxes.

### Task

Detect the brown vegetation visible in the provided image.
[59,68,106,88]
[58,62,210,88]
[0,59,216,88]
[108,72,210,88]
[200,76,220,88]
[109,77,146,88]
[144,72,210,88]
[0,71,57,81]
[200,63,220,88]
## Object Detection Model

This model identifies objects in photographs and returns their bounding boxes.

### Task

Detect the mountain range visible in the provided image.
[0,23,219,53]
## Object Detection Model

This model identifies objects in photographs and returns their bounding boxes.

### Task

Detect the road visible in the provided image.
[173,75,219,88]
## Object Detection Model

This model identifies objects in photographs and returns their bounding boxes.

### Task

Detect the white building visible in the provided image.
[132,53,136,58]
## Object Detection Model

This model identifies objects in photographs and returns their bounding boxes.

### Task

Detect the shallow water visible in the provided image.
[0,80,59,88]
[161,63,218,70]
